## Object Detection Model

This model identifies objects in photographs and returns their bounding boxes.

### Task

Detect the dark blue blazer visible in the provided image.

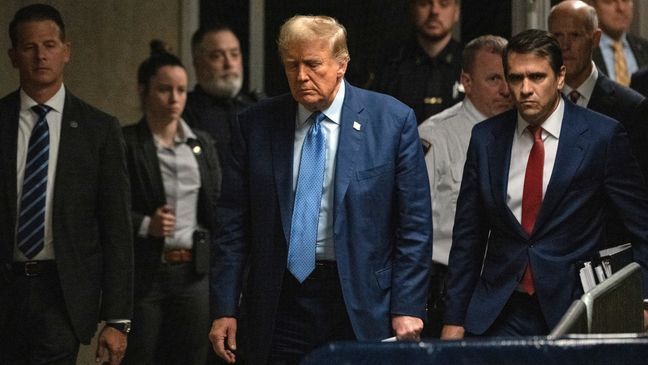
[445,99,648,334]
[210,81,432,363]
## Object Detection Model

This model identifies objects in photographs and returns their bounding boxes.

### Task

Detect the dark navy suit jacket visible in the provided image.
[210,81,432,364]
[445,99,648,334]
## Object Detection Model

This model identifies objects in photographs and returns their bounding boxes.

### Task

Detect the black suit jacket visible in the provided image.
[630,67,648,97]
[0,89,133,343]
[122,120,221,296]
[594,33,648,78]
[586,74,647,246]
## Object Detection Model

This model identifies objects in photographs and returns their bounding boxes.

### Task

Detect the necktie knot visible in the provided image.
[568,90,580,104]
[32,104,52,119]
[528,126,543,142]
[612,40,624,52]
[310,111,326,126]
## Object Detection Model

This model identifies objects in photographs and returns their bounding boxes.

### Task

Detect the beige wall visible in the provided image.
[1,0,188,125]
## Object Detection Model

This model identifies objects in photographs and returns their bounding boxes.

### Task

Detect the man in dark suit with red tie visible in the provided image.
[442,29,648,339]
[0,4,133,364]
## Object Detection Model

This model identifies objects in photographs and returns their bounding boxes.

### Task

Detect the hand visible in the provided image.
[643,309,648,331]
[391,315,423,341]
[95,325,127,365]
[441,324,465,340]
[209,317,238,364]
[148,204,175,237]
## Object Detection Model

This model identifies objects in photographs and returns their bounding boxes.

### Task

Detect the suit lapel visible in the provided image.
[588,75,616,116]
[136,120,166,205]
[333,83,364,220]
[593,49,609,77]
[1,91,20,238]
[272,96,298,244]
[629,35,648,69]
[487,111,523,234]
[533,101,589,234]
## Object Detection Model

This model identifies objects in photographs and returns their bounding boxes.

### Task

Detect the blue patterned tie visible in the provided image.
[17,105,52,259]
[288,111,328,282]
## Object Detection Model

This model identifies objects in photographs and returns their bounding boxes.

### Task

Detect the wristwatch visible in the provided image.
[106,321,131,334]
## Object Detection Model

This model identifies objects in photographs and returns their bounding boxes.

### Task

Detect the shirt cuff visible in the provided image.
[138,216,151,237]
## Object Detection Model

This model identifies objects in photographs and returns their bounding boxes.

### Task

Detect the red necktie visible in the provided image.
[520,126,544,295]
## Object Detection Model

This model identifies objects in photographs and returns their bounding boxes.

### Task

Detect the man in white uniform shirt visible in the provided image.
[418,34,513,337]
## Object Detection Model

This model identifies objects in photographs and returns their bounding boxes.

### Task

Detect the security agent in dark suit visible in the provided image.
[589,0,648,84]
[121,42,221,365]
[0,4,133,364]
[549,1,647,247]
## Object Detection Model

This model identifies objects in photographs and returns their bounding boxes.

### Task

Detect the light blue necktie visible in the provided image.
[17,104,51,259]
[288,111,328,283]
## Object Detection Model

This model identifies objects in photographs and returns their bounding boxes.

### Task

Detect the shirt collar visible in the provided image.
[20,84,66,114]
[174,118,197,143]
[462,97,487,123]
[600,32,629,48]
[563,62,598,101]
[296,80,346,127]
[516,95,564,140]
[152,118,196,148]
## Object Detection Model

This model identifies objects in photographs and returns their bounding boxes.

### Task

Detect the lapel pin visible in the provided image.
[192,145,202,155]
[353,121,361,131]
[70,121,78,128]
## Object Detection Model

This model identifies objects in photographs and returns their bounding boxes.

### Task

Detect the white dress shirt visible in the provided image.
[292,81,345,261]
[418,98,487,265]
[14,85,65,261]
[507,97,565,224]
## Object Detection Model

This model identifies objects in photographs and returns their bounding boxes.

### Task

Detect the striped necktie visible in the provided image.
[287,111,328,283]
[612,40,630,86]
[17,105,52,259]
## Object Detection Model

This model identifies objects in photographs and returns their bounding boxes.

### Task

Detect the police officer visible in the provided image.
[374,0,463,123]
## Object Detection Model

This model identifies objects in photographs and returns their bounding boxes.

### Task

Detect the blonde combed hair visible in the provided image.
[277,15,350,64]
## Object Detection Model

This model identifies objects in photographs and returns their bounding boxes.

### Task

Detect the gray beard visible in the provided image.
[200,74,243,99]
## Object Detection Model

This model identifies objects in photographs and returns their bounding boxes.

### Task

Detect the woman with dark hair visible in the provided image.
[122,40,221,364]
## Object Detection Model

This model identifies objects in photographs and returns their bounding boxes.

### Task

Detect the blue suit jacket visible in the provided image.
[445,99,648,334]
[210,81,432,363]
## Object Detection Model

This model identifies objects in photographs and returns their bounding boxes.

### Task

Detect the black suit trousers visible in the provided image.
[0,271,80,365]
[267,264,355,365]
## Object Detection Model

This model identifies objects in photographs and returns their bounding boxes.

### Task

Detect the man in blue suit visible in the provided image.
[208,15,432,364]
[442,29,648,339]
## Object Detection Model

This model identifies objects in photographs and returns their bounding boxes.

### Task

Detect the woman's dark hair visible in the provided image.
[137,40,184,93]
